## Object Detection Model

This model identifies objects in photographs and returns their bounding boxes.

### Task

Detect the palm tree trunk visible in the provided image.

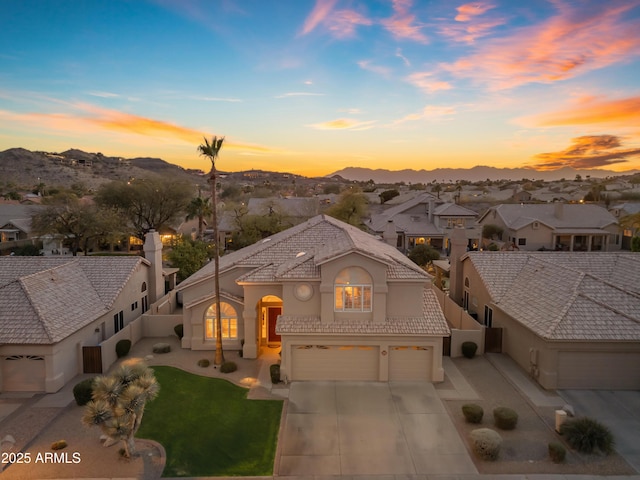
[210,168,225,365]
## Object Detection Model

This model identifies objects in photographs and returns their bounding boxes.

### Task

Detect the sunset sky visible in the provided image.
[1,0,640,177]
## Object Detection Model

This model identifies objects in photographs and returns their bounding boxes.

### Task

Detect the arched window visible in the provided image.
[204,302,238,340]
[334,267,372,312]
[141,282,147,292]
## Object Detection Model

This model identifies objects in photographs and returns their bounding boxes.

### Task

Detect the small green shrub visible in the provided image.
[560,417,614,454]
[493,406,518,430]
[197,358,210,368]
[470,428,502,460]
[548,441,566,463]
[72,377,95,406]
[461,341,478,359]
[462,403,484,424]
[51,440,67,451]
[174,324,184,339]
[220,361,237,373]
[270,364,280,384]
[115,339,132,358]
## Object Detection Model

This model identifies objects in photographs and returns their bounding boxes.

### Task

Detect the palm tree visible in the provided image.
[198,136,225,365]
[185,189,212,240]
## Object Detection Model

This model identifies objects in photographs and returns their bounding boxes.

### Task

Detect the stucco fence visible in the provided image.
[432,287,485,358]
[99,292,182,373]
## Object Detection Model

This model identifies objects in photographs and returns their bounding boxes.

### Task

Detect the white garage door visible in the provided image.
[3,355,46,392]
[558,351,640,390]
[389,346,432,381]
[291,345,379,381]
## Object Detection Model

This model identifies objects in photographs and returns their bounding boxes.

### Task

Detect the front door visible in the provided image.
[267,307,282,343]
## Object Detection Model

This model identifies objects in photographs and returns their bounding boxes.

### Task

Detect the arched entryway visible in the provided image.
[258,295,283,346]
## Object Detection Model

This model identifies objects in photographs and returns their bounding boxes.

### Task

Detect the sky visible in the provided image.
[1,0,640,177]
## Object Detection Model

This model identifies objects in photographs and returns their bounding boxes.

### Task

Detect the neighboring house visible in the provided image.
[450,249,640,390]
[511,188,532,203]
[246,197,320,223]
[477,203,621,251]
[175,214,450,382]
[0,204,42,243]
[367,192,480,253]
[610,202,640,250]
[0,232,166,393]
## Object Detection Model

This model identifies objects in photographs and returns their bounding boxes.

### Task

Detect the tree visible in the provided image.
[198,136,225,365]
[95,177,193,240]
[82,359,159,458]
[379,189,400,204]
[408,244,440,267]
[325,188,368,228]
[185,190,211,241]
[482,224,504,241]
[632,236,640,252]
[167,237,213,282]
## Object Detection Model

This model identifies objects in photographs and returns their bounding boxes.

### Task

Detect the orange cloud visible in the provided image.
[406,72,452,93]
[455,2,496,22]
[522,95,640,127]
[307,118,376,130]
[381,0,428,43]
[530,135,640,170]
[442,2,640,89]
[394,105,456,124]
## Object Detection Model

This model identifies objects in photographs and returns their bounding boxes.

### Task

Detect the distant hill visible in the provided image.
[328,165,640,184]
[0,148,207,191]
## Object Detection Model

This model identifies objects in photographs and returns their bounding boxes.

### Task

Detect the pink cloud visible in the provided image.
[394,105,457,124]
[455,2,496,22]
[327,9,373,38]
[381,0,428,43]
[442,1,640,89]
[406,72,453,93]
[299,0,339,35]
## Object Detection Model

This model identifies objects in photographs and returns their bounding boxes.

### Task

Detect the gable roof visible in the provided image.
[465,252,640,341]
[0,256,148,344]
[178,214,429,289]
[479,203,617,231]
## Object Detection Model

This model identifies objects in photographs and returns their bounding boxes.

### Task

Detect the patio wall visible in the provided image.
[432,286,485,357]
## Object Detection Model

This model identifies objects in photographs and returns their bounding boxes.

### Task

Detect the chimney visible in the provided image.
[448,225,468,306]
[554,202,564,219]
[143,229,164,304]
[382,219,397,247]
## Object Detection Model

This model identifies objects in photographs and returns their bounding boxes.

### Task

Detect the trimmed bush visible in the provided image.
[270,364,280,384]
[174,324,184,339]
[462,403,484,424]
[461,341,478,359]
[115,339,132,358]
[548,441,566,463]
[51,440,67,451]
[197,358,210,368]
[493,406,518,430]
[220,361,237,373]
[560,417,615,454]
[470,428,502,460]
[152,343,171,354]
[72,377,95,406]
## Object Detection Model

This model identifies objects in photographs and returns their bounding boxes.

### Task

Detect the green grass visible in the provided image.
[136,366,283,477]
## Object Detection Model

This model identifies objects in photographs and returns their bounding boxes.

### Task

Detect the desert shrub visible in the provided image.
[462,403,484,424]
[72,377,95,406]
[470,428,502,460]
[270,364,280,384]
[197,358,210,368]
[220,361,237,373]
[548,441,566,463]
[493,406,518,430]
[560,417,614,454]
[51,440,67,450]
[174,324,184,339]
[461,341,478,359]
[115,339,132,358]
[152,342,171,354]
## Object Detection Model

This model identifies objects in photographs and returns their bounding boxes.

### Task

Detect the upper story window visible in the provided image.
[205,302,238,340]
[334,267,372,312]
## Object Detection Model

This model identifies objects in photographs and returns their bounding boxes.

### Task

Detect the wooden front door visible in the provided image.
[267,307,282,343]
[82,346,103,374]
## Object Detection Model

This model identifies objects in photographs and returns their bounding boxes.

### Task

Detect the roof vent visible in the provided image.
[296,251,306,258]
[262,238,272,243]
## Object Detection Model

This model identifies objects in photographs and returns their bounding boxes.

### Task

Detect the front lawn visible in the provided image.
[136,366,283,477]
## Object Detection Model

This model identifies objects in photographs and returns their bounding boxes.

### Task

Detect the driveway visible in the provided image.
[277,381,477,476]
[560,389,640,473]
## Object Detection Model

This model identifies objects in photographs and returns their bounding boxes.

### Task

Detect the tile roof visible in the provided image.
[466,252,640,341]
[178,214,429,288]
[483,203,617,231]
[277,287,449,336]
[0,256,147,344]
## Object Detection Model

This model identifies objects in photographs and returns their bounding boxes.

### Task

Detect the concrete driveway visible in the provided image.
[560,389,640,473]
[277,381,477,476]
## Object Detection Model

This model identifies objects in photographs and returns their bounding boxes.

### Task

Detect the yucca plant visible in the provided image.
[560,417,614,455]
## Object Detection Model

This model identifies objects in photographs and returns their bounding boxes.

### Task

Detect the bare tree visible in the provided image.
[198,136,225,365]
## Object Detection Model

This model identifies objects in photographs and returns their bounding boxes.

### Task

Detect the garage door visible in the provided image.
[558,351,640,390]
[291,345,379,381]
[2,355,46,392]
[389,346,432,381]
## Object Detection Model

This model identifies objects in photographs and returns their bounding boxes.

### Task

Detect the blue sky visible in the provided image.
[1,0,639,176]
